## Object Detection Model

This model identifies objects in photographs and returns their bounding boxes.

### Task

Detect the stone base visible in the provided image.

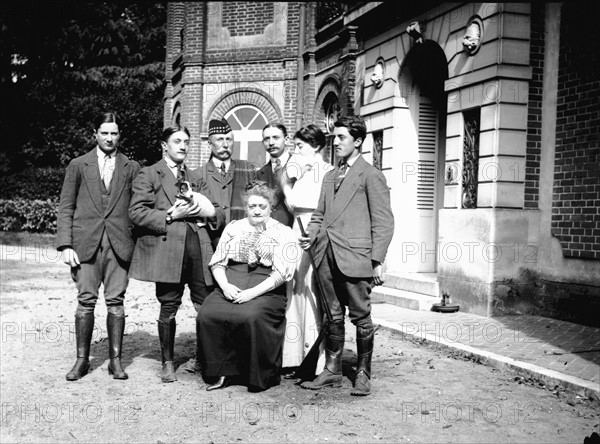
[437,276,493,317]
[440,268,600,327]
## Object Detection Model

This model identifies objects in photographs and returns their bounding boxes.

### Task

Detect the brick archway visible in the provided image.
[204,88,282,133]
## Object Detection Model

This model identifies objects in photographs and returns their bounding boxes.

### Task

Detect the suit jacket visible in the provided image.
[56,149,140,263]
[195,158,257,248]
[195,159,257,223]
[257,157,294,227]
[307,155,394,278]
[128,159,225,284]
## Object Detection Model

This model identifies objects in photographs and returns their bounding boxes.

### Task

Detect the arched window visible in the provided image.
[323,93,340,164]
[324,94,340,134]
[172,102,182,127]
[224,105,269,166]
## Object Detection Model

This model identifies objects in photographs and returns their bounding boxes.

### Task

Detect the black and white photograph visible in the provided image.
[1,2,599,443]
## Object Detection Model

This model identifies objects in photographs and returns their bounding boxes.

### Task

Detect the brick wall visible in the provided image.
[551,3,600,259]
[166,3,185,74]
[164,3,187,127]
[202,62,289,83]
[185,3,207,59]
[286,2,300,47]
[492,268,600,327]
[165,2,301,168]
[222,2,274,37]
[524,4,545,209]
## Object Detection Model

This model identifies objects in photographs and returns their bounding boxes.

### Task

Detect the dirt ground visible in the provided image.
[1,236,599,443]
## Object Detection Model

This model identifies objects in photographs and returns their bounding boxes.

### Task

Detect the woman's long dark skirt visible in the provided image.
[198,263,287,391]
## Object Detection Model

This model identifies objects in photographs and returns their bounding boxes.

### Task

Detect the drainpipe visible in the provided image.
[296,2,306,130]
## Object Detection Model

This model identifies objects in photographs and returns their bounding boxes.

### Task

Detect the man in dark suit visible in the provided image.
[257,123,294,227]
[57,112,140,381]
[299,116,394,396]
[179,118,257,374]
[196,118,257,248]
[129,125,225,383]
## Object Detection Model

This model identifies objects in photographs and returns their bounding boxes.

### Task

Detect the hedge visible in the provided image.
[0,198,58,233]
[0,167,65,200]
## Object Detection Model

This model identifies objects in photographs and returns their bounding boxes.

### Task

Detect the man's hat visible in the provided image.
[208,119,232,136]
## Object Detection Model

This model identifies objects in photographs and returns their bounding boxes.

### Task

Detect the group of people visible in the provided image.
[57,111,394,396]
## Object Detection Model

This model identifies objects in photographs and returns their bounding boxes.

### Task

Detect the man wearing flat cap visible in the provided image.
[175,118,257,375]
[195,118,257,249]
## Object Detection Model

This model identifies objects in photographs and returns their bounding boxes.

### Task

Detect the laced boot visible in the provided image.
[107,313,128,380]
[301,322,344,390]
[66,313,95,381]
[351,324,374,396]
[158,318,177,383]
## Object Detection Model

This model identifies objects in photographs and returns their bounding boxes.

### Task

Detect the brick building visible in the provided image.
[164,2,600,327]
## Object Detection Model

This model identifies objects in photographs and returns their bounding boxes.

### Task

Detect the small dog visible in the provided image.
[173,180,209,228]
[175,180,193,204]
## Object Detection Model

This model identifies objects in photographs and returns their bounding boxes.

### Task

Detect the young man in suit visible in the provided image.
[196,118,257,248]
[257,123,294,227]
[299,116,394,396]
[129,125,225,383]
[57,112,140,381]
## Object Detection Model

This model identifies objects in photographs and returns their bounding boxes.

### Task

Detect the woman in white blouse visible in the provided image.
[280,124,333,377]
[197,181,301,392]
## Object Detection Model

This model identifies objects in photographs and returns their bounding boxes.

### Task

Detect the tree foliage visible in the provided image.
[1,2,166,173]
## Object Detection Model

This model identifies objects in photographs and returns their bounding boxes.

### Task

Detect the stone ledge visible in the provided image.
[382,273,440,297]
[372,286,439,311]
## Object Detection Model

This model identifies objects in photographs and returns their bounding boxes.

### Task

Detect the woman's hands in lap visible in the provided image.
[232,289,258,304]
[222,284,258,304]
[222,283,241,301]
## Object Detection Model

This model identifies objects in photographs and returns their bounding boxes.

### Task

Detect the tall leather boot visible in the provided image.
[107,313,128,380]
[301,321,344,390]
[66,313,95,381]
[351,323,374,396]
[158,318,177,383]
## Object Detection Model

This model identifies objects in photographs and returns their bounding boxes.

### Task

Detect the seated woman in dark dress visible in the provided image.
[197,180,301,392]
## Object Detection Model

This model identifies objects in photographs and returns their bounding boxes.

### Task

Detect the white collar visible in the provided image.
[271,151,290,166]
[164,156,182,170]
[211,158,231,171]
[340,153,360,167]
[97,147,116,160]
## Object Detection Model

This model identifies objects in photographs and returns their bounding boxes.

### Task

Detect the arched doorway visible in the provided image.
[315,76,342,164]
[224,105,269,167]
[396,41,448,273]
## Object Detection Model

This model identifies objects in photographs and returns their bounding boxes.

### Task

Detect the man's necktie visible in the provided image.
[334,160,347,192]
[102,154,113,192]
[220,162,226,179]
[177,163,186,183]
[273,158,282,175]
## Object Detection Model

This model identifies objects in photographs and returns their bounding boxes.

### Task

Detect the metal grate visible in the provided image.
[461,109,480,209]
[417,101,438,210]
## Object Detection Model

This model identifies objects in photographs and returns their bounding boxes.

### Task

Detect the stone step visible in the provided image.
[382,272,440,297]
[371,286,439,311]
